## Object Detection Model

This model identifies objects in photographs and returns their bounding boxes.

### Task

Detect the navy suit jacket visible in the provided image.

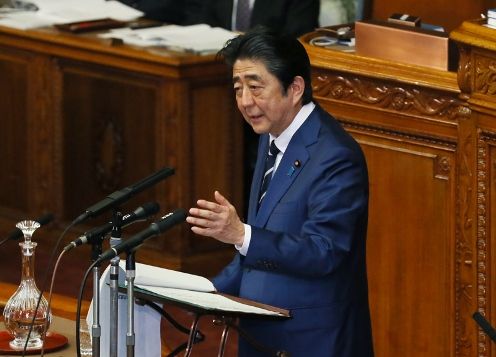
[187,0,319,37]
[212,105,374,356]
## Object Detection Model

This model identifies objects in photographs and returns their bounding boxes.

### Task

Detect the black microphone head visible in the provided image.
[77,167,175,224]
[95,208,186,263]
[155,209,187,233]
[134,201,160,219]
[36,212,55,226]
[6,212,54,241]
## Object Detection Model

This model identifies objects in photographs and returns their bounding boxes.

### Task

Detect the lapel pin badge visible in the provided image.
[287,160,301,176]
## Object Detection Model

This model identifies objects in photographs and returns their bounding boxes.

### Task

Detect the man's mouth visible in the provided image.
[249,114,263,121]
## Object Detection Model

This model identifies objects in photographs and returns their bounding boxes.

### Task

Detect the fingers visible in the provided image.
[190,226,214,237]
[187,191,232,238]
[187,216,212,230]
[187,207,220,239]
[195,198,223,213]
[188,207,214,220]
[187,197,223,229]
[214,190,228,205]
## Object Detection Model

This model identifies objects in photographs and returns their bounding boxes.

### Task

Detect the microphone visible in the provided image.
[5,213,54,241]
[95,209,186,264]
[473,312,496,342]
[64,201,160,251]
[73,167,174,224]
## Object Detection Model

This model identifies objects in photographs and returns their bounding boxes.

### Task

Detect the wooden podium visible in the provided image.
[302,20,496,356]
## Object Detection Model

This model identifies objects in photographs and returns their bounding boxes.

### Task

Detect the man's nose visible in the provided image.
[239,88,254,107]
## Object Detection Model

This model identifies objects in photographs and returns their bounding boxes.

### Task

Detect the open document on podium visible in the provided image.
[0,0,142,30]
[124,262,289,318]
[98,24,238,55]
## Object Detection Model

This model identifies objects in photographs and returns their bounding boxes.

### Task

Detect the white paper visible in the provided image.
[139,286,285,316]
[126,262,284,316]
[121,261,216,293]
[0,11,53,29]
[0,0,142,29]
[100,24,238,54]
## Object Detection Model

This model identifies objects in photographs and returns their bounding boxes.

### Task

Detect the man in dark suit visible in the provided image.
[118,0,204,24]
[187,0,319,38]
[187,27,374,356]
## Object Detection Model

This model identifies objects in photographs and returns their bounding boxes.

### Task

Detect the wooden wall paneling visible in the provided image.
[49,55,65,223]
[331,94,461,356]
[477,130,496,357]
[148,77,186,268]
[0,47,30,214]
[182,77,241,273]
[60,61,161,224]
[56,60,206,272]
[489,139,496,357]
[311,69,461,139]
[463,43,496,357]
[351,127,456,356]
[53,56,239,275]
[135,72,243,275]
[0,47,59,219]
[452,109,477,357]
[189,80,241,249]
[451,22,496,356]
[28,55,61,218]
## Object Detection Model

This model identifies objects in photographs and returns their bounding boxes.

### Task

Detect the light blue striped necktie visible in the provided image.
[258,140,280,207]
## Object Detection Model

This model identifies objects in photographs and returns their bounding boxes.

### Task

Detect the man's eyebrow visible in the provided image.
[232,74,263,83]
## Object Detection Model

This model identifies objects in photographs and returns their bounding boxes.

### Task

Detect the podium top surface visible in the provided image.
[129,286,290,320]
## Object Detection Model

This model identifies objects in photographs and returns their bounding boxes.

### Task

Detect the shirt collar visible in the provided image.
[269,101,316,154]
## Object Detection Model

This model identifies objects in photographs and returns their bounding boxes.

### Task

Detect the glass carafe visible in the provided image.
[2,220,52,349]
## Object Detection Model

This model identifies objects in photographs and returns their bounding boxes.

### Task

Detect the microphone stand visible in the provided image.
[90,237,103,357]
[109,211,123,357]
[125,250,137,357]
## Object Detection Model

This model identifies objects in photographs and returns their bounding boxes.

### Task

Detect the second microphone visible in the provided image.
[64,202,160,252]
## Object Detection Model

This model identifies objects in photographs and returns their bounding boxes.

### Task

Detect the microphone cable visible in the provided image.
[0,235,10,247]
[21,219,78,357]
[39,248,68,357]
[76,259,99,357]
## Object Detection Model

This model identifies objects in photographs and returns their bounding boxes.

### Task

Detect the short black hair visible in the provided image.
[218,26,313,104]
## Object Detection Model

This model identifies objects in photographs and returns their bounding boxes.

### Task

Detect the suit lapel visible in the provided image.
[253,108,322,227]
[254,136,309,227]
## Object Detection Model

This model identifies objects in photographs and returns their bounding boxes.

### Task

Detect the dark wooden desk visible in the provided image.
[0,24,242,275]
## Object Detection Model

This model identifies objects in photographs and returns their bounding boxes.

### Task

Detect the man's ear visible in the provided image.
[290,76,305,105]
